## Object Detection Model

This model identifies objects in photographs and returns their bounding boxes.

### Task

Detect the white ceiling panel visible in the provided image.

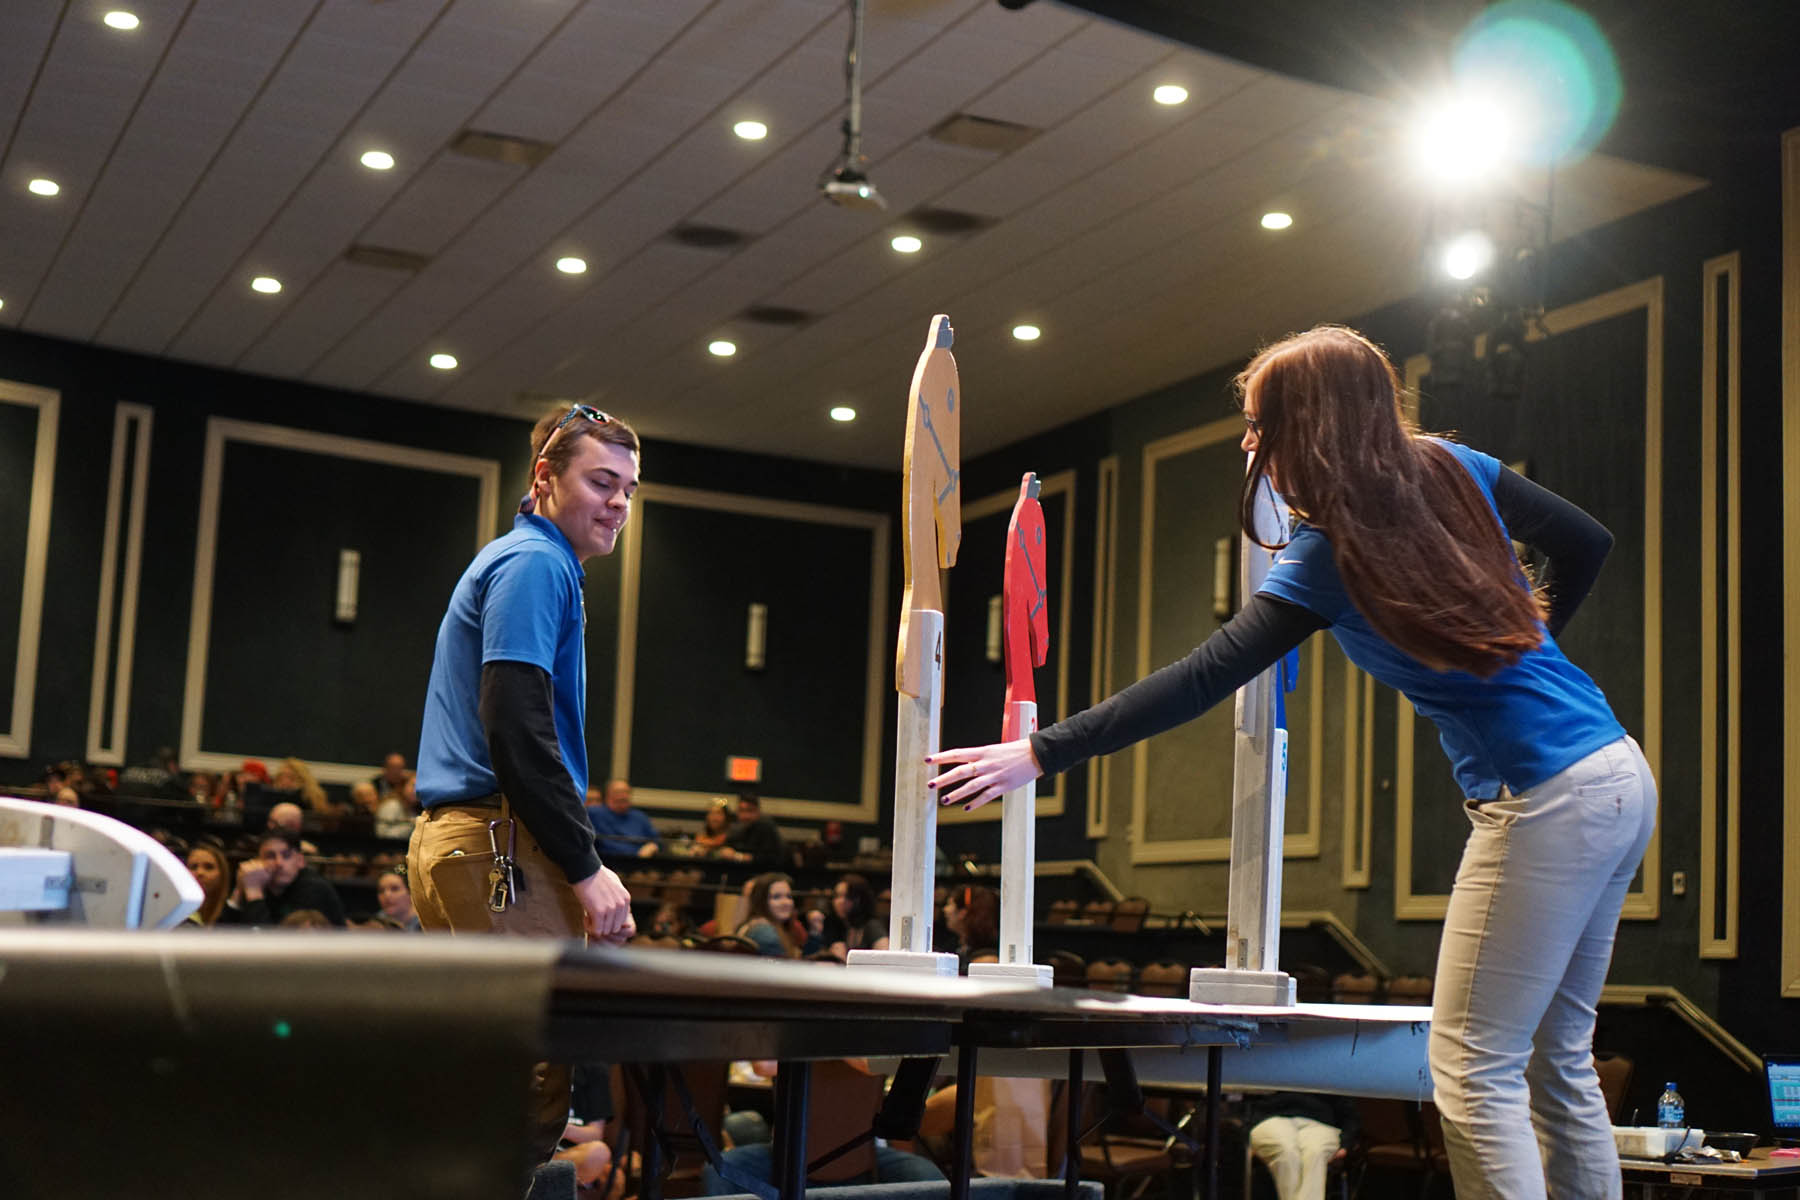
[232,261,414,379]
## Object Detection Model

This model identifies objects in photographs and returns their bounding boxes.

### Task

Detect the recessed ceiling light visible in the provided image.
[1260,211,1294,230]
[829,406,857,423]
[0,298,6,313]
[360,149,395,171]
[890,235,923,254]
[429,352,458,370]
[1152,84,1189,106]
[555,256,588,275]
[1011,324,1041,342]
[27,178,60,197]
[733,120,768,141]
[250,276,282,294]
[708,340,737,358]
[103,11,139,30]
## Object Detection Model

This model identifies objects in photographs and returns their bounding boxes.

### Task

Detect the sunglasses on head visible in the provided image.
[519,404,615,514]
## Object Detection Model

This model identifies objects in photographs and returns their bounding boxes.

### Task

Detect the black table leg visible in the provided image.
[952,1043,979,1200]
[1065,1049,1083,1200]
[771,1061,811,1200]
[1204,1045,1222,1200]
[642,1064,666,1200]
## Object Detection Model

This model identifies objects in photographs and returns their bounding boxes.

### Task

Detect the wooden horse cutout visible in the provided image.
[896,314,961,699]
[969,472,1054,985]
[851,314,962,973]
[1001,473,1047,739]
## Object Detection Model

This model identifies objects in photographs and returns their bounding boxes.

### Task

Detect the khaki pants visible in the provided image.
[409,801,587,1164]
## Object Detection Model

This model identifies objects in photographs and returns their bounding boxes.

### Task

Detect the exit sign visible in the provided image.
[726,756,762,783]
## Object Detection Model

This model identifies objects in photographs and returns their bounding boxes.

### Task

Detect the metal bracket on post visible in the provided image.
[1190,475,1296,1008]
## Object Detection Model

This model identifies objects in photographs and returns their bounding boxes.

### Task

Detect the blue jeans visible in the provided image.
[1429,736,1657,1200]
[700,1142,946,1195]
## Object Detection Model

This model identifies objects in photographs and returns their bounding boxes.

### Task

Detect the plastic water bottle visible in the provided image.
[1657,1082,1686,1128]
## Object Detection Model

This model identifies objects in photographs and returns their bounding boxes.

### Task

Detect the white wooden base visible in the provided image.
[1189,967,1296,1007]
[847,948,960,976]
[969,961,1053,987]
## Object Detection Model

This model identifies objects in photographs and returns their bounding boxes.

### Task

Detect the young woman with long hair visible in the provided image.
[928,325,1654,1199]
[735,872,802,958]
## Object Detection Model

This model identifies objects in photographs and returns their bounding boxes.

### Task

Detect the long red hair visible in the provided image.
[1236,326,1543,677]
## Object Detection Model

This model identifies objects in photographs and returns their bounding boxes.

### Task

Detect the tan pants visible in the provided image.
[409,801,587,1165]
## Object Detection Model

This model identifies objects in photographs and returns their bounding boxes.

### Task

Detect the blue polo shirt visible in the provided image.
[416,514,588,807]
[1258,441,1623,799]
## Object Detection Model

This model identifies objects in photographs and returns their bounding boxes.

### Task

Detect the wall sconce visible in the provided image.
[335,549,361,625]
[745,602,767,670]
[985,594,1002,663]
[1211,536,1234,621]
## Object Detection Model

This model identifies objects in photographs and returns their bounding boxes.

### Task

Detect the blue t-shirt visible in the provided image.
[1257,441,1623,799]
[416,514,588,807]
[589,805,661,857]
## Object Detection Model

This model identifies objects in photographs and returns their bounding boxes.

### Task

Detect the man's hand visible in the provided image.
[572,865,635,944]
[238,861,270,900]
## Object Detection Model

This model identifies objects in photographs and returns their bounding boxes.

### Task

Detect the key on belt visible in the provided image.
[487,816,518,912]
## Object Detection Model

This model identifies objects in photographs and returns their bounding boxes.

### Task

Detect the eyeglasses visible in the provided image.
[519,405,615,514]
[1242,412,1264,437]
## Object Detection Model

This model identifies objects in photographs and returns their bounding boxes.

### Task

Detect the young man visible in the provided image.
[220,830,347,927]
[411,404,640,1166]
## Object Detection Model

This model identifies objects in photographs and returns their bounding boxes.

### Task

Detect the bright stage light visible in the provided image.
[1412,94,1516,187]
[1441,232,1496,281]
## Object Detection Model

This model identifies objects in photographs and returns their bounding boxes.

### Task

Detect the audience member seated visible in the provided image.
[273,756,333,815]
[186,771,216,804]
[371,869,420,930]
[800,819,854,868]
[735,873,802,958]
[1244,1091,1360,1200]
[822,872,888,960]
[279,909,334,930]
[118,745,186,801]
[589,779,661,858]
[374,773,417,839]
[372,751,410,798]
[723,792,785,868]
[690,800,733,856]
[264,802,319,855]
[183,842,233,926]
[648,902,691,941]
[349,781,381,817]
[212,759,270,808]
[700,1060,944,1195]
[942,884,999,973]
[219,830,347,927]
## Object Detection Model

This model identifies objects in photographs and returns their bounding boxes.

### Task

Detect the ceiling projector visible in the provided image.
[821,164,886,211]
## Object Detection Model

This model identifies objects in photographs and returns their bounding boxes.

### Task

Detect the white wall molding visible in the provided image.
[1088,455,1119,838]
[610,481,890,821]
[0,379,60,758]
[86,402,154,766]
[1699,251,1741,959]
[179,417,501,784]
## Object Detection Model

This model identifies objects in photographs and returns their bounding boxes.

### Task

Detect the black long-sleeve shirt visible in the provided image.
[1031,466,1611,778]
[480,660,601,885]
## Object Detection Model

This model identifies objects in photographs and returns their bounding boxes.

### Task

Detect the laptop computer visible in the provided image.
[1767,1053,1800,1142]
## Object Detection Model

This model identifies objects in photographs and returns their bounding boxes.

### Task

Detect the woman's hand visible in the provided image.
[925,738,1042,811]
